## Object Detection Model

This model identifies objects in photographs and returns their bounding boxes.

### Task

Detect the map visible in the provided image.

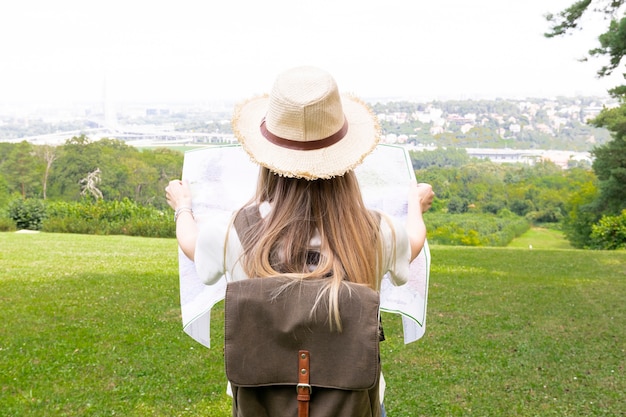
[179,144,430,347]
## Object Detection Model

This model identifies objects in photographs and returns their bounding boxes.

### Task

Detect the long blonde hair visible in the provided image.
[235,167,385,329]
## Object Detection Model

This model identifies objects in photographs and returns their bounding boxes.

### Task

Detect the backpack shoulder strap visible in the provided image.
[233,205,262,251]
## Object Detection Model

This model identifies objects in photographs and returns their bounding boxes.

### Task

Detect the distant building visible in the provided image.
[146,108,171,116]
[465,148,592,168]
[509,124,521,133]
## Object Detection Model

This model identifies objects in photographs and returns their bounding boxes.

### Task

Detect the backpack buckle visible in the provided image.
[297,383,312,395]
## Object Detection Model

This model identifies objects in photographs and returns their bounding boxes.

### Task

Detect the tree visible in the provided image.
[47,135,99,200]
[546,1,626,247]
[80,168,104,200]
[588,106,626,215]
[137,148,183,209]
[447,196,469,214]
[0,174,10,208]
[2,141,41,198]
[545,1,626,97]
[563,180,601,248]
[409,147,470,169]
[34,145,57,199]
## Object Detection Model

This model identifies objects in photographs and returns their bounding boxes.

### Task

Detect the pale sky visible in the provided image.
[0,0,621,106]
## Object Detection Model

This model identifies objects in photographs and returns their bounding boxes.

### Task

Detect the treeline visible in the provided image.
[0,138,623,248]
[412,148,589,246]
[0,136,182,238]
[411,147,626,249]
[411,147,589,222]
[0,135,181,209]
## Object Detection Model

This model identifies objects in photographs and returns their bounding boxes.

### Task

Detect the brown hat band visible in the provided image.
[260,117,349,151]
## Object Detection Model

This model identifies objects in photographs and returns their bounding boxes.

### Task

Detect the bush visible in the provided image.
[590,210,626,250]
[7,198,46,230]
[425,212,530,246]
[0,212,16,231]
[42,199,175,238]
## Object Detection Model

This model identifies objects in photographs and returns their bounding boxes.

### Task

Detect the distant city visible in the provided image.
[0,94,617,169]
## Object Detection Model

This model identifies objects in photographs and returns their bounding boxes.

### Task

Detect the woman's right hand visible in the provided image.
[406,182,433,261]
[409,182,434,214]
[165,179,193,211]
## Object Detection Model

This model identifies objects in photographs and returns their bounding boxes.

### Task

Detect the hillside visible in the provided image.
[372,96,615,151]
[0,96,616,152]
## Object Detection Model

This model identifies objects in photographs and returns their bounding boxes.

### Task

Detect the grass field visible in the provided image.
[508,227,573,250]
[1,231,624,416]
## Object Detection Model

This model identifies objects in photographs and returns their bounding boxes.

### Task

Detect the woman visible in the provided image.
[166,66,434,415]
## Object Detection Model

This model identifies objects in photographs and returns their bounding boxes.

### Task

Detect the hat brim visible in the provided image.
[232,93,380,180]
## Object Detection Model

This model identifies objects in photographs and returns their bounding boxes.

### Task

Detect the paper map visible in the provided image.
[179,144,430,347]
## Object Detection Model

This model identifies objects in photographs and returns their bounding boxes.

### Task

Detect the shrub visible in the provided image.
[425,212,530,246]
[42,199,175,238]
[0,212,16,231]
[590,210,626,250]
[7,198,46,230]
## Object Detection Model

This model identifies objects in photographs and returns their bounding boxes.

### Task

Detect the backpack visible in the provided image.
[224,207,382,417]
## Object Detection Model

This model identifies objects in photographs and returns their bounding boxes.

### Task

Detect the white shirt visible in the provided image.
[194,204,411,290]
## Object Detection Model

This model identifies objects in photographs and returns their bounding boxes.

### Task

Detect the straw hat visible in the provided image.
[232,66,380,180]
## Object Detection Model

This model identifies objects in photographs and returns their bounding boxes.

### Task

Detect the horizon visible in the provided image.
[0,91,617,113]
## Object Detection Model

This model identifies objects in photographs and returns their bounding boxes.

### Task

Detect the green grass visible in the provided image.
[382,246,625,416]
[509,227,573,250]
[1,232,624,416]
[0,232,230,416]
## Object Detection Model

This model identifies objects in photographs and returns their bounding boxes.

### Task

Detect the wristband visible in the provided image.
[174,207,194,222]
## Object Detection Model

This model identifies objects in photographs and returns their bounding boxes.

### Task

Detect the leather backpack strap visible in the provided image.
[297,350,311,417]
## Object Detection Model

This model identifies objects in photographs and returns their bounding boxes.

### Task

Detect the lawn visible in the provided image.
[508,227,573,250]
[1,232,624,416]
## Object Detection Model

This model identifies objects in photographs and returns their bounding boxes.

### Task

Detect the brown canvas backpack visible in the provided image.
[224,207,382,417]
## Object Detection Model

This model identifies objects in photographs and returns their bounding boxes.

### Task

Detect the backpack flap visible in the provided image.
[225,277,380,390]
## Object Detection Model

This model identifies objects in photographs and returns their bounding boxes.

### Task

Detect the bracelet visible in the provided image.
[174,206,194,222]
